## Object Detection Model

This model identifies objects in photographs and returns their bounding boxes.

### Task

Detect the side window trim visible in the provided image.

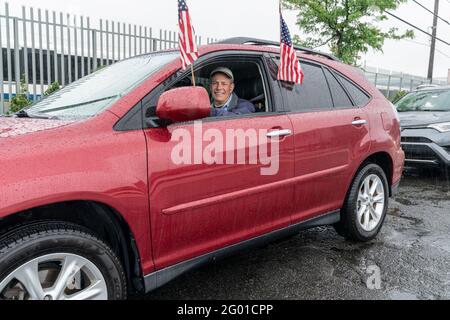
[321,65,337,109]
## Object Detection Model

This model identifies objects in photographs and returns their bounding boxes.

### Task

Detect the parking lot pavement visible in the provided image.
[142,171,450,300]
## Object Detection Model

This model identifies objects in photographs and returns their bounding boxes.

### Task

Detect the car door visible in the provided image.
[272,58,371,224]
[143,59,295,270]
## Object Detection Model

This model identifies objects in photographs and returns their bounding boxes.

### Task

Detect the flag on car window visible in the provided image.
[178,0,199,70]
[277,11,304,84]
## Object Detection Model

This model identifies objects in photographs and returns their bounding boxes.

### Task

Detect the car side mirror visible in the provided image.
[156,87,211,123]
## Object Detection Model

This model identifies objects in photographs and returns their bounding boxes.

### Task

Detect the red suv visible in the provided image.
[0,38,404,300]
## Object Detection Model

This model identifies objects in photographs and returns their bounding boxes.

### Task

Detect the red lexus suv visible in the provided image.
[0,38,404,300]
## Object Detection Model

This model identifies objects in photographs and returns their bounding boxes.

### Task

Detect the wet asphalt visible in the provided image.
[141,169,450,300]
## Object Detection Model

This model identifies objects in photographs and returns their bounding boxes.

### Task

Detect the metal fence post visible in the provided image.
[0,14,5,113]
[111,21,116,63]
[22,6,29,87]
[399,73,403,92]
[74,15,79,81]
[99,19,103,66]
[38,9,44,98]
[92,29,97,71]
[31,7,37,100]
[134,25,137,56]
[105,20,109,65]
[87,17,91,74]
[128,24,132,57]
[60,12,65,86]
[81,16,85,78]
[13,18,21,94]
[117,21,121,61]
[52,11,58,84]
[5,3,13,103]
[387,74,392,99]
[67,13,72,84]
[45,10,51,86]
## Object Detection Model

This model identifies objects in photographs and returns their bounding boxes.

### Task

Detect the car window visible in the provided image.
[26,52,178,120]
[153,60,270,119]
[279,62,333,112]
[396,89,450,112]
[323,68,353,108]
[334,73,370,106]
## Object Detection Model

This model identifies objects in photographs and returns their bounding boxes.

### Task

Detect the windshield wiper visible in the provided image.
[15,109,60,119]
[34,95,119,114]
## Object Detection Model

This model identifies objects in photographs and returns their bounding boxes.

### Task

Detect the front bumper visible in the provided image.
[401,142,450,167]
[401,128,450,168]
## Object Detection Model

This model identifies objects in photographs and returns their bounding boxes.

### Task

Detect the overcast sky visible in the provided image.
[5,0,450,79]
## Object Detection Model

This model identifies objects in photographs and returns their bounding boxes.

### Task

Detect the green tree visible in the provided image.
[44,81,60,96]
[282,0,414,65]
[391,89,407,103]
[9,77,31,114]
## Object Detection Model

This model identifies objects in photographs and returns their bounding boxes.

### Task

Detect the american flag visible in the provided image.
[277,13,304,84]
[178,0,198,70]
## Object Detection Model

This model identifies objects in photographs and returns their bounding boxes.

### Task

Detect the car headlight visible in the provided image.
[428,122,450,133]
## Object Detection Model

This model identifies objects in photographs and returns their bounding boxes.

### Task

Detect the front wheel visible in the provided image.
[0,222,127,300]
[334,163,389,242]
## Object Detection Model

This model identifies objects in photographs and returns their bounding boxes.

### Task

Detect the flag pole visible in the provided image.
[279,0,282,33]
[191,64,196,87]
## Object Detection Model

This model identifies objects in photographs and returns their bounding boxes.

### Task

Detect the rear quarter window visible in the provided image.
[335,73,370,106]
[323,68,353,108]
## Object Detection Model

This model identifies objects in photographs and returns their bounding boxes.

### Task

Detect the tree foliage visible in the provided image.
[282,0,414,65]
[44,81,61,96]
[9,77,31,114]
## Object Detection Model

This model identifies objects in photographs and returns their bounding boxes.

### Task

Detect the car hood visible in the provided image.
[0,117,75,139]
[398,111,450,128]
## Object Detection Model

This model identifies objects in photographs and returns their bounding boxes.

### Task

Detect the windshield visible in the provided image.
[396,89,450,112]
[26,52,178,120]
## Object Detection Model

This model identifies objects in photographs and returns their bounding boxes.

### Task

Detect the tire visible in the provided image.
[334,163,389,242]
[0,221,127,300]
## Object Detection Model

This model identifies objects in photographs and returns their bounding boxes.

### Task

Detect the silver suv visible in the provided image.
[396,86,450,170]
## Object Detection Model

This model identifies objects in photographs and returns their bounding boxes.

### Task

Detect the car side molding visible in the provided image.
[143,210,340,293]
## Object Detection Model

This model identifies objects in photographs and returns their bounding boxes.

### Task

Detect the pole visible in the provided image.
[191,64,196,86]
[427,0,439,82]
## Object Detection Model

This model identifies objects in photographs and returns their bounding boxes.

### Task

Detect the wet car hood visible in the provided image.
[398,111,450,128]
[0,117,75,138]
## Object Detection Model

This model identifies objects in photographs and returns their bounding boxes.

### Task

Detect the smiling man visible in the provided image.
[209,67,256,117]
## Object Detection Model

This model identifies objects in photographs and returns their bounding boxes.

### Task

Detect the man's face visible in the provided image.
[210,73,235,106]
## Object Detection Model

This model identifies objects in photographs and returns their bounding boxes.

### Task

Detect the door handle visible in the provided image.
[352,119,367,126]
[266,129,292,138]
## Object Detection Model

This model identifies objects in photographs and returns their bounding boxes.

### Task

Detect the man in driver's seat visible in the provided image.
[209,67,255,117]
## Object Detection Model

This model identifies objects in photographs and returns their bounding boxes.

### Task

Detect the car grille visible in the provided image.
[401,137,433,143]
[401,144,439,162]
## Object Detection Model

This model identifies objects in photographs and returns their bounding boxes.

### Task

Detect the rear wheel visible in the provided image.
[0,222,126,300]
[334,163,389,242]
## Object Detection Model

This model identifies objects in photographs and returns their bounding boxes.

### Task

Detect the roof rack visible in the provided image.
[216,37,340,62]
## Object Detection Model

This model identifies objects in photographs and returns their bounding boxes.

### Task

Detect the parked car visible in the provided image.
[396,86,450,171]
[0,37,404,300]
